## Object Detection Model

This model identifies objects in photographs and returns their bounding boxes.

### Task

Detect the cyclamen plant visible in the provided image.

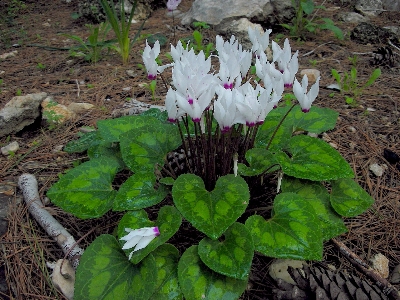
[47,27,374,299]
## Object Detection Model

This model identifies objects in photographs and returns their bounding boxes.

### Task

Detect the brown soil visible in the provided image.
[0,0,399,299]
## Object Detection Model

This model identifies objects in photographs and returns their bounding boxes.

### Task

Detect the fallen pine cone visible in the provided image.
[273,264,393,300]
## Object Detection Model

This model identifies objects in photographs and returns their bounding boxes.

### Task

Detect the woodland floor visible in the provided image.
[0,0,399,299]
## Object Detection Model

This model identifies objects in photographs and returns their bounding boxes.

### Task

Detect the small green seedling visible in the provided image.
[36,62,45,70]
[331,67,381,107]
[99,0,145,64]
[62,22,115,63]
[281,0,343,40]
[16,89,22,96]
[193,21,210,30]
[180,30,215,58]
[143,80,157,101]
[43,100,64,130]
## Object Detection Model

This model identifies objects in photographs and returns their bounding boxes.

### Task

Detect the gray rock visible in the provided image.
[0,92,47,137]
[1,141,19,156]
[350,22,396,44]
[339,12,369,23]
[181,0,293,30]
[355,0,384,16]
[216,18,264,50]
[382,0,400,11]
[78,0,165,23]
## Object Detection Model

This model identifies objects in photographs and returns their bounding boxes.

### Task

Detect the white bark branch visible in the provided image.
[18,173,84,269]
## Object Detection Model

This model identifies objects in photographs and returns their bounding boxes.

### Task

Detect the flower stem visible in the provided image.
[266,103,297,150]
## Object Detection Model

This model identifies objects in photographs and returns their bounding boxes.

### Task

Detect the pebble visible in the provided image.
[307,132,318,138]
[1,141,19,155]
[322,132,332,142]
[126,70,137,77]
[300,69,321,83]
[0,50,18,60]
[347,126,357,133]
[369,163,386,177]
[370,253,389,278]
[269,259,306,285]
[329,142,338,149]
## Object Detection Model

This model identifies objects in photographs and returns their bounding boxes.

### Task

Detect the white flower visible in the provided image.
[142,41,171,80]
[235,82,263,127]
[120,226,160,260]
[248,27,272,57]
[167,0,182,11]
[272,39,292,72]
[293,75,320,113]
[282,50,299,88]
[165,88,185,122]
[214,86,240,132]
[216,35,252,82]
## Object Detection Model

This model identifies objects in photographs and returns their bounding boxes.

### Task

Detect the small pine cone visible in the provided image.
[273,265,391,300]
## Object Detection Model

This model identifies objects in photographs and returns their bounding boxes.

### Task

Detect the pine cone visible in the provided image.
[273,265,391,300]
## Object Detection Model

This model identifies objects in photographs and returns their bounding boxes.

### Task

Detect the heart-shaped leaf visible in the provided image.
[330,178,374,217]
[97,115,158,143]
[281,176,347,240]
[198,222,254,280]
[47,158,120,219]
[140,108,169,121]
[245,192,323,260]
[63,130,102,153]
[256,106,293,151]
[120,122,182,172]
[178,246,247,300]
[74,234,157,300]
[238,148,279,176]
[113,171,168,211]
[275,135,354,181]
[151,244,183,299]
[118,206,182,264]
[292,105,338,134]
[172,174,249,239]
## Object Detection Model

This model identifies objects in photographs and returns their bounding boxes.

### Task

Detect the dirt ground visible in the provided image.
[0,0,399,299]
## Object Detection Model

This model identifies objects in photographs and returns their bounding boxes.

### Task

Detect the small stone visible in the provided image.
[42,196,50,205]
[50,259,75,300]
[126,70,137,77]
[347,126,357,133]
[67,102,94,114]
[0,50,18,60]
[329,142,338,149]
[122,87,132,91]
[370,253,389,278]
[322,133,332,142]
[300,69,321,83]
[390,264,400,284]
[79,126,96,133]
[367,107,376,112]
[307,132,318,138]
[42,22,51,27]
[1,141,19,155]
[41,97,75,123]
[269,259,306,285]
[369,163,385,176]
[52,145,64,153]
